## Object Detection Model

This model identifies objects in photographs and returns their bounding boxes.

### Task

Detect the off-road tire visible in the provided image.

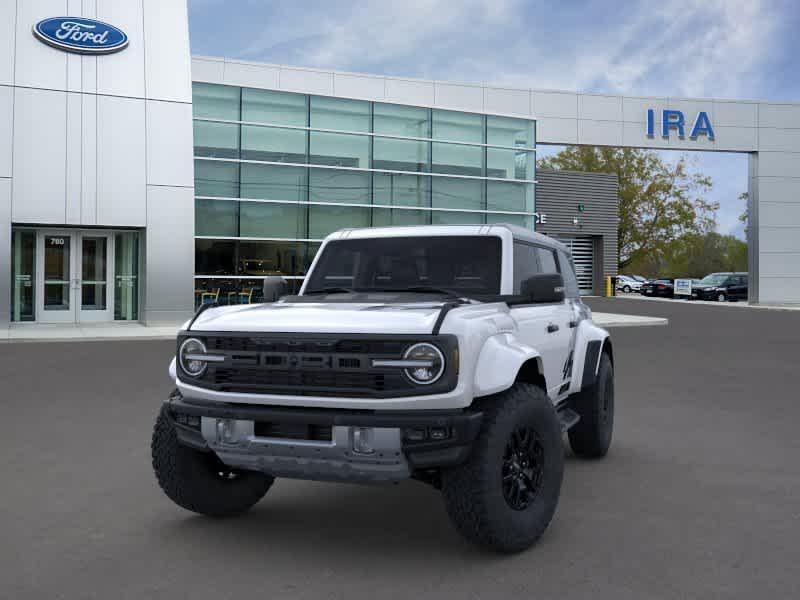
[152,405,274,517]
[568,353,614,458]
[441,383,564,553]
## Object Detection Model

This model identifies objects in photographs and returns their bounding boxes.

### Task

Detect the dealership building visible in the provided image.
[2,2,799,329]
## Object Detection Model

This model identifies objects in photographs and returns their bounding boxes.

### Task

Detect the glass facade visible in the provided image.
[192,82,536,303]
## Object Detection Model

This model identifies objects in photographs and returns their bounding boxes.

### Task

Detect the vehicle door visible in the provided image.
[509,243,573,397]
[732,275,748,300]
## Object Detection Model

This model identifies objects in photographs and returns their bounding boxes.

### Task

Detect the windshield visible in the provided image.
[700,274,728,285]
[304,236,502,296]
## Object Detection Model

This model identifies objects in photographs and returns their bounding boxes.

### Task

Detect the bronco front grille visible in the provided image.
[178,332,458,399]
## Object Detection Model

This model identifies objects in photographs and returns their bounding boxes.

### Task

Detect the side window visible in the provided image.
[557,250,580,298]
[535,247,559,274]
[513,243,539,293]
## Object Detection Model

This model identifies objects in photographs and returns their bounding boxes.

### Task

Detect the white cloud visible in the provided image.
[209,0,780,99]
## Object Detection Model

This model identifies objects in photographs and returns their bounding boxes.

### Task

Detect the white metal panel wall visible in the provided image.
[96,95,147,226]
[0,86,12,178]
[14,0,69,91]
[143,0,192,103]
[0,2,15,86]
[96,0,146,98]
[11,87,67,223]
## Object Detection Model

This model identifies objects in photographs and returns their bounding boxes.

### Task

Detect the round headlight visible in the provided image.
[403,343,445,385]
[179,337,208,377]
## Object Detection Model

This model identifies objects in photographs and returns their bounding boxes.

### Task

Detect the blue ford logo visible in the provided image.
[33,17,128,54]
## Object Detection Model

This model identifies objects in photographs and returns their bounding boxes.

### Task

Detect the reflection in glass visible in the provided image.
[241,164,307,202]
[431,142,482,176]
[373,103,429,137]
[193,121,239,159]
[241,125,306,163]
[372,208,429,227]
[309,205,370,238]
[309,168,370,204]
[239,202,307,239]
[431,177,483,210]
[115,232,139,320]
[310,96,369,131]
[44,235,70,311]
[373,173,429,207]
[11,230,35,321]
[309,132,369,168]
[432,110,483,143]
[81,237,107,311]
[195,160,239,198]
[486,149,533,180]
[192,83,240,121]
[486,181,534,213]
[242,88,307,126]
[196,199,239,237]
[373,137,428,172]
[486,115,534,148]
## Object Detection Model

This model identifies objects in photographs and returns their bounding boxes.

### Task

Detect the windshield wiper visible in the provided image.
[303,287,357,296]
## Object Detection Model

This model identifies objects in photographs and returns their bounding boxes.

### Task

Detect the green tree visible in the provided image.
[538,147,718,271]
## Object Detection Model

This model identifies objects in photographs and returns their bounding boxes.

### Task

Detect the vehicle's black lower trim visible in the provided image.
[581,340,602,390]
[166,394,483,469]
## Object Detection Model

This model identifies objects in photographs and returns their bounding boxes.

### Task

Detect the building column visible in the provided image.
[0,179,10,328]
[750,150,800,304]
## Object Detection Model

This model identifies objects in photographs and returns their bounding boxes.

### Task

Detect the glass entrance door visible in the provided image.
[35,231,114,323]
[38,232,75,323]
[79,234,113,322]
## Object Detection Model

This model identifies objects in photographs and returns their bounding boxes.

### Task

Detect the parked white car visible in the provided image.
[152,225,615,553]
[616,275,643,293]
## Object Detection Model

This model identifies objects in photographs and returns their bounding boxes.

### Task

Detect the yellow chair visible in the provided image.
[201,288,220,304]
[238,288,255,304]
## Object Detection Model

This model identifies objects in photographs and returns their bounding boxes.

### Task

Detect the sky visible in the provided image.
[187,0,800,240]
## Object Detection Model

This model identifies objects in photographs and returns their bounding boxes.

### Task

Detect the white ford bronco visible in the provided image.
[152,224,614,552]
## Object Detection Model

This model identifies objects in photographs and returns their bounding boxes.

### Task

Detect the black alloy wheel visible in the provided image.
[502,427,545,511]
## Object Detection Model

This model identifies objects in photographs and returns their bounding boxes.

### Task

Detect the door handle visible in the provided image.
[547,323,559,333]
[569,320,578,328]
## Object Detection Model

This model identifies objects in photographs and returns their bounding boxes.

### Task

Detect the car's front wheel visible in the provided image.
[717,292,727,302]
[441,383,564,553]
[152,405,274,517]
[623,285,632,293]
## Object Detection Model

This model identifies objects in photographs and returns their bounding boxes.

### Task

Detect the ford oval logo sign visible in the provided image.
[33,17,128,55]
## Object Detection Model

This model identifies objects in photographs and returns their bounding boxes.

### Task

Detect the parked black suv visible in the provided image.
[692,272,748,302]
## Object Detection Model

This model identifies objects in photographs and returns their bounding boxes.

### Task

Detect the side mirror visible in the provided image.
[521,273,565,303]
[262,276,288,302]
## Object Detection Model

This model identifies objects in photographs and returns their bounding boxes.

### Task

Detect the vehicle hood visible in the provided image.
[188,301,447,334]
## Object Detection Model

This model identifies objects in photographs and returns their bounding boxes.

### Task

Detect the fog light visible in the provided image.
[352,427,375,455]
[429,427,449,441]
[216,418,236,443]
[404,428,427,442]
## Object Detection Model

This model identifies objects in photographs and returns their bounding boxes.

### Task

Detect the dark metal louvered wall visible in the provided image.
[535,169,619,295]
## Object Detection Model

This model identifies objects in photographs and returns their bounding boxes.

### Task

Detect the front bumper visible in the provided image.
[165,392,483,484]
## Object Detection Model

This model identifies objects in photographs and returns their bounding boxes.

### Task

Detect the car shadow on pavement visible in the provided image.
[153,476,566,563]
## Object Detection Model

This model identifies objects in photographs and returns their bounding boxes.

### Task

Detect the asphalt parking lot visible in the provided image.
[2,298,799,600]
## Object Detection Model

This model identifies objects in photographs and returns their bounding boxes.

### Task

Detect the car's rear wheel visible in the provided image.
[152,405,274,517]
[568,353,614,458]
[441,383,564,553]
